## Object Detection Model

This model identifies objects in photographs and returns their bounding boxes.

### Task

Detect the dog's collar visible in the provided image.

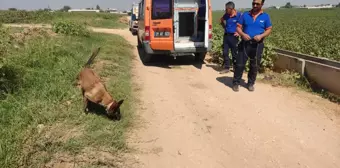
[106,102,114,110]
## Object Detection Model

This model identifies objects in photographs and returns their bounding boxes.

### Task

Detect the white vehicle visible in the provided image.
[129,3,139,35]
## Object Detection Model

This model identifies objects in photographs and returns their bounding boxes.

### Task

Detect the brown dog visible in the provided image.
[76,47,124,120]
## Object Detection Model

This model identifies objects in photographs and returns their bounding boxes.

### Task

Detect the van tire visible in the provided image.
[141,49,152,64]
[137,36,142,48]
[195,52,206,63]
[137,36,152,64]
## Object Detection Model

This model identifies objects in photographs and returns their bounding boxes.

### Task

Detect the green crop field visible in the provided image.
[212,8,340,62]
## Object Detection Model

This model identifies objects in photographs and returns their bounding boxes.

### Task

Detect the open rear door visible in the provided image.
[203,0,210,49]
[148,0,174,51]
[173,0,209,52]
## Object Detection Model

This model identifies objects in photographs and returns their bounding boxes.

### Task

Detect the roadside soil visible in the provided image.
[5,22,340,168]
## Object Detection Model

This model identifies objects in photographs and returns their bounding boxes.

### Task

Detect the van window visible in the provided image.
[152,0,172,20]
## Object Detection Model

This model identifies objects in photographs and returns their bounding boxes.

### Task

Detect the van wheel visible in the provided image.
[195,52,206,63]
[137,39,141,48]
[141,49,152,64]
[137,36,142,48]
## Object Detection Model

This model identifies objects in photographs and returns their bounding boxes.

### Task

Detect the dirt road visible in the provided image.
[108,29,340,168]
[6,23,340,168]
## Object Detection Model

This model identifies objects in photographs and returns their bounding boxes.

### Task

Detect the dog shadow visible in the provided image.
[216,76,247,89]
[86,101,121,121]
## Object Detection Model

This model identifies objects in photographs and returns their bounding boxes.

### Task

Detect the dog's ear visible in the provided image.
[108,99,124,111]
[117,99,124,108]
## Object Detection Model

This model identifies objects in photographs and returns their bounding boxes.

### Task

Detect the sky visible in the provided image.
[0,0,339,11]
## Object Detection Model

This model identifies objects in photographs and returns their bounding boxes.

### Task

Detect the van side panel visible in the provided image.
[137,0,146,42]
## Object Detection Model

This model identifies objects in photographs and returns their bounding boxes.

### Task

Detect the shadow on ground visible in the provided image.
[205,63,235,73]
[205,64,223,72]
[136,46,204,70]
[216,76,247,89]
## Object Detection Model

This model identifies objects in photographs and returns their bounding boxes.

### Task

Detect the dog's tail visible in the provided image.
[84,47,101,68]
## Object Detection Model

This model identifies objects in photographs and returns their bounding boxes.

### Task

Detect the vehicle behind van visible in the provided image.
[136,0,212,64]
[129,3,139,35]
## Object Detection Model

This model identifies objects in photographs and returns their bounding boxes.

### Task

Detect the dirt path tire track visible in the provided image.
[5,23,340,168]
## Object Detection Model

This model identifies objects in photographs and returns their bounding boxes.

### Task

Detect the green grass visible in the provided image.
[212,8,340,61]
[0,27,134,167]
[0,10,127,29]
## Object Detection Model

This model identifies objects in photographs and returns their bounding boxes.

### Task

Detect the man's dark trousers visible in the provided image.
[223,33,239,69]
[233,40,264,86]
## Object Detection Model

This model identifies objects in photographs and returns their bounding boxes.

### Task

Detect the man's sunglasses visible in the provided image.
[252,2,262,6]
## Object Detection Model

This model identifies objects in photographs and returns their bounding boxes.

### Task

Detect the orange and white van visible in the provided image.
[136,0,213,64]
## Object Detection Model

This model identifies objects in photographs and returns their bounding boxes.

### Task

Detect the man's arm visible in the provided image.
[260,15,273,39]
[236,25,245,37]
[220,14,226,29]
[234,12,242,36]
[236,14,251,41]
[259,28,271,39]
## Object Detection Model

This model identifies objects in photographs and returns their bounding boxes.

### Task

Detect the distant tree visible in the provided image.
[337,3,340,7]
[284,2,293,8]
[61,5,71,12]
[8,8,17,11]
[96,5,101,10]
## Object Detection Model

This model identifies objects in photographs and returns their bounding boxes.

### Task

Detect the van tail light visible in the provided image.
[145,26,150,41]
[208,24,212,39]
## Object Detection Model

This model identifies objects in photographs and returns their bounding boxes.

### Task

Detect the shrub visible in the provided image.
[0,27,10,57]
[52,21,90,37]
[0,27,24,99]
[0,10,54,24]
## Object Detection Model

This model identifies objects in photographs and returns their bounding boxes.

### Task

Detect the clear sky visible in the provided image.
[0,0,339,11]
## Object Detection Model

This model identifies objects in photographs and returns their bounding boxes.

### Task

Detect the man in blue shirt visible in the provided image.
[219,1,242,74]
[232,0,272,92]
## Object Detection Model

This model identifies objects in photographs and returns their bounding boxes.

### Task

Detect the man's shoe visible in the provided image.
[219,69,230,74]
[248,84,255,92]
[232,85,239,92]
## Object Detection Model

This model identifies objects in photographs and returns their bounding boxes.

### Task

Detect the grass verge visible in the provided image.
[258,70,340,104]
[0,27,134,167]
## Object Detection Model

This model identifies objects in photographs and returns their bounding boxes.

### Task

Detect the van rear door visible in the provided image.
[173,0,210,52]
[149,0,174,51]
